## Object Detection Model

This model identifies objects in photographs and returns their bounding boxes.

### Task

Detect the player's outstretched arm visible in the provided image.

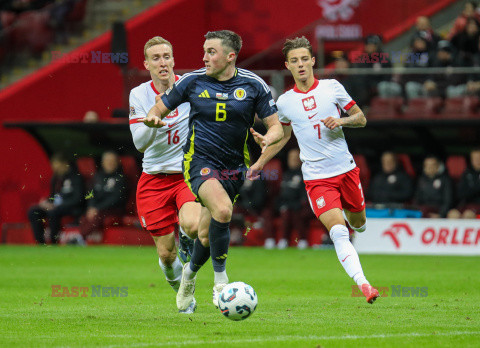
[260,113,284,152]
[322,104,367,130]
[247,124,292,180]
[140,97,171,128]
[129,93,157,152]
[131,124,156,153]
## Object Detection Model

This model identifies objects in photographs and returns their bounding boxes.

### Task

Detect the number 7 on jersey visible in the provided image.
[313,124,321,139]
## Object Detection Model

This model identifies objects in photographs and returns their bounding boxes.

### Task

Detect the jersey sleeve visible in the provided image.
[161,73,195,111]
[276,96,291,126]
[254,80,278,119]
[333,79,356,112]
[129,88,156,153]
[128,89,146,124]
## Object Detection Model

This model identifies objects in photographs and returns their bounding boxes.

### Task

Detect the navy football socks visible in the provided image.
[209,218,231,272]
[189,238,211,272]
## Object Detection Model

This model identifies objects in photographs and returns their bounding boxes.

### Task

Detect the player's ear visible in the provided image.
[284,61,289,69]
[311,56,315,66]
[227,52,236,63]
[143,60,149,70]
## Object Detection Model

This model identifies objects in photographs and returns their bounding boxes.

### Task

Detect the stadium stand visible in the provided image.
[404,97,444,119]
[442,96,480,119]
[368,97,404,119]
[2,0,480,249]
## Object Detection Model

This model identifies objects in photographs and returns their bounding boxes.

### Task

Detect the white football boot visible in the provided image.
[176,263,196,311]
[212,283,227,308]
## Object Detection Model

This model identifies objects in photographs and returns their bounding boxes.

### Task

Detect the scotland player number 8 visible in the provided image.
[216,103,227,121]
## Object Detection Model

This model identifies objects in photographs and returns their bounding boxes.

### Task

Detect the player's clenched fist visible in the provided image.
[321,116,343,130]
[140,115,166,128]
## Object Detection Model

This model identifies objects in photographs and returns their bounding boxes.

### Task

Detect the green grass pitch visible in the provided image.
[1,245,479,347]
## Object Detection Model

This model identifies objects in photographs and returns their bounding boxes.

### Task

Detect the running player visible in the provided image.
[141,30,284,311]
[249,37,379,304]
[129,36,201,313]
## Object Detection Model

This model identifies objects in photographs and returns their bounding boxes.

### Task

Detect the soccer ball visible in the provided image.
[218,282,257,321]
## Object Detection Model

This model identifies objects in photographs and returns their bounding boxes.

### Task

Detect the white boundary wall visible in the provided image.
[353,219,480,255]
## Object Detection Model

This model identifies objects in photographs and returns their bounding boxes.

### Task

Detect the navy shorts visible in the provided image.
[183,158,245,205]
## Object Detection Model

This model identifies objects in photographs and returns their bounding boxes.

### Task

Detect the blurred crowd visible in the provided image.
[28,149,129,245]
[27,146,480,248]
[368,149,480,220]
[0,0,86,71]
[330,2,480,108]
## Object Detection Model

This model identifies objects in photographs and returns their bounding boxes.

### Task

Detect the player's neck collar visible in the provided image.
[211,67,237,83]
[293,78,319,94]
[150,75,179,95]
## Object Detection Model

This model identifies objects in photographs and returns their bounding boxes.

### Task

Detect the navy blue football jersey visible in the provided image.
[161,68,277,169]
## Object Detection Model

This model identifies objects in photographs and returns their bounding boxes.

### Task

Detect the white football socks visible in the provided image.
[184,262,197,280]
[214,271,228,285]
[329,224,369,286]
[159,257,182,286]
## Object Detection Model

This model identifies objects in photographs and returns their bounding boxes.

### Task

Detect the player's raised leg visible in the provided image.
[198,179,233,307]
[319,208,378,304]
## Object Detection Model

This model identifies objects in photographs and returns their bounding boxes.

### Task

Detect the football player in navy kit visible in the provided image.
[141,30,283,311]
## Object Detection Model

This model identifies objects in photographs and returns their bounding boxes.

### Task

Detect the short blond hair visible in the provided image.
[144,36,173,59]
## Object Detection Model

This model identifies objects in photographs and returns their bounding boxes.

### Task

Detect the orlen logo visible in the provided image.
[382,223,480,248]
[382,223,414,249]
[317,0,362,22]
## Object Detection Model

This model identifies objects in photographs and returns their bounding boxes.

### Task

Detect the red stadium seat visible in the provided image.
[404,97,443,119]
[446,155,467,182]
[397,153,416,178]
[368,97,403,119]
[76,156,96,187]
[353,154,370,194]
[442,96,480,119]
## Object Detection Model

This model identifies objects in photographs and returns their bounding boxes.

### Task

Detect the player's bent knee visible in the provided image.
[180,219,199,238]
[157,248,177,265]
[213,206,233,223]
[351,217,367,229]
[198,234,210,247]
[329,224,349,243]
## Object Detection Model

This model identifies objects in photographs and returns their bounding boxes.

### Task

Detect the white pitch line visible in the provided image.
[104,330,480,347]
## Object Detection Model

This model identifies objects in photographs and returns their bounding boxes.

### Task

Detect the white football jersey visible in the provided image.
[129,77,190,174]
[277,79,357,180]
